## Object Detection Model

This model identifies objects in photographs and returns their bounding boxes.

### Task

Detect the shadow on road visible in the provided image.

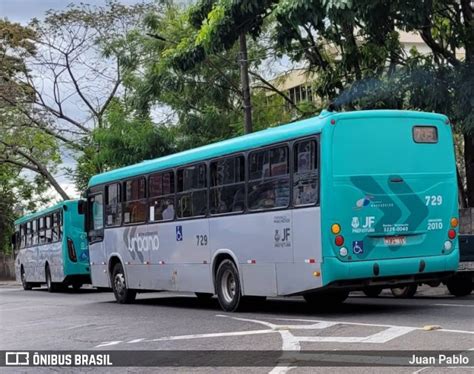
[123,294,438,317]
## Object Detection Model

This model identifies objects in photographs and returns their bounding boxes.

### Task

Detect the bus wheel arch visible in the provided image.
[20,265,32,291]
[45,263,59,293]
[109,257,136,304]
[108,256,122,283]
[215,258,243,312]
[211,251,241,291]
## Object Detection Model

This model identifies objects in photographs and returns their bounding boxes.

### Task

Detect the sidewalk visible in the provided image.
[0,280,20,287]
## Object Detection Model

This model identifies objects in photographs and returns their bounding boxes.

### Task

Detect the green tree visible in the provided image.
[0,19,67,199]
[74,100,175,191]
[249,0,474,206]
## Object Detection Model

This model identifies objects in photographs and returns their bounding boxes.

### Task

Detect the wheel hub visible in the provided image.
[221,270,236,303]
[115,273,126,296]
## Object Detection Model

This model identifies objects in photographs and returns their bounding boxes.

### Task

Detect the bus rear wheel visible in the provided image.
[446,275,473,297]
[45,265,60,293]
[21,267,32,291]
[112,263,136,304]
[216,260,242,312]
[390,285,417,298]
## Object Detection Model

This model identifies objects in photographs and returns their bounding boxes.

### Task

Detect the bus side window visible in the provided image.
[58,211,63,240]
[32,219,38,246]
[20,224,26,249]
[52,212,59,242]
[149,171,175,222]
[123,178,147,224]
[210,156,245,214]
[177,164,207,218]
[293,139,319,206]
[45,215,53,243]
[105,183,122,227]
[90,194,104,232]
[26,222,31,247]
[248,146,290,211]
[38,217,45,245]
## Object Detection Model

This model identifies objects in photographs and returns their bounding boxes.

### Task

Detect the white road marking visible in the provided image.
[95,341,122,348]
[412,367,429,374]
[127,338,146,344]
[437,328,474,334]
[434,303,474,308]
[151,329,276,342]
[94,313,474,373]
[267,317,474,335]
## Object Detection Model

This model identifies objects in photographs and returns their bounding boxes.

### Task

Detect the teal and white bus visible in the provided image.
[14,200,90,292]
[85,110,459,311]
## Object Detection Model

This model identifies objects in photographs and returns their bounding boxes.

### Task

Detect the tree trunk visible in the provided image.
[457,166,468,208]
[239,32,252,134]
[465,133,474,207]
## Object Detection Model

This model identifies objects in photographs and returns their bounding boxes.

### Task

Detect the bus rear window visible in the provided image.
[413,126,438,143]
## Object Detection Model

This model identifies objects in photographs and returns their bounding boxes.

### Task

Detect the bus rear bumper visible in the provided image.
[320,250,459,291]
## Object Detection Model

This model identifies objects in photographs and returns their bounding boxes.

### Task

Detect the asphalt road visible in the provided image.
[1,283,473,373]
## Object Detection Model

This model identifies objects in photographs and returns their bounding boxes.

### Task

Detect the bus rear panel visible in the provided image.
[321,112,459,289]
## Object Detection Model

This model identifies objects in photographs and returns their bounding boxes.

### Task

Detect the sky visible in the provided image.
[0,0,142,24]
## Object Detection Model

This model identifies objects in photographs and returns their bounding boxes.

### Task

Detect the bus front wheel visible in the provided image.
[112,263,136,304]
[390,285,417,298]
[21,267,32,291]
[216,260,242,312]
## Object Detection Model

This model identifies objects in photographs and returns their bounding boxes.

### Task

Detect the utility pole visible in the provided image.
[239,32,252,134]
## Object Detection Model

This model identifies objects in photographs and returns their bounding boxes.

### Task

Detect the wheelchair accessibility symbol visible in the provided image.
[352,240,364,254]
[176,225,183,241]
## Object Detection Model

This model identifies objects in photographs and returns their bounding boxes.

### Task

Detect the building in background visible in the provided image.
[265,32,466,113]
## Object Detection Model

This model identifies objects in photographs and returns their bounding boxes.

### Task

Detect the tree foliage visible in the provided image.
[74,100,175,191]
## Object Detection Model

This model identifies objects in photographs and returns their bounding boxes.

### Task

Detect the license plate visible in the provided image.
[384,236,406,246]
[458,262,474,272]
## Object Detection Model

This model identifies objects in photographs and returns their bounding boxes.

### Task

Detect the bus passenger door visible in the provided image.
[87,193,108,287]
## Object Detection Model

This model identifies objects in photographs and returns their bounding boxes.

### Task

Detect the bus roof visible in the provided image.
[15,200,78,226]
[88,109,447,188]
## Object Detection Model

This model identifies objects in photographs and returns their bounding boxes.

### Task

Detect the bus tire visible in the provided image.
[72,283,83,291]
[112,263,136,304]
[216,259,242,312]
[20,267,32,291]
[195,292,213,301]
[362,286,383,297]
[446,275,473,297]
[45,265,60,293]
[390,285,417,298]
[304,290,349,307]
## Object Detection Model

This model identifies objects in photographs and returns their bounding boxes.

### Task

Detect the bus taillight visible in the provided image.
[448,229,456,240]
[335,235,345,246]
[67,238,77,262]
